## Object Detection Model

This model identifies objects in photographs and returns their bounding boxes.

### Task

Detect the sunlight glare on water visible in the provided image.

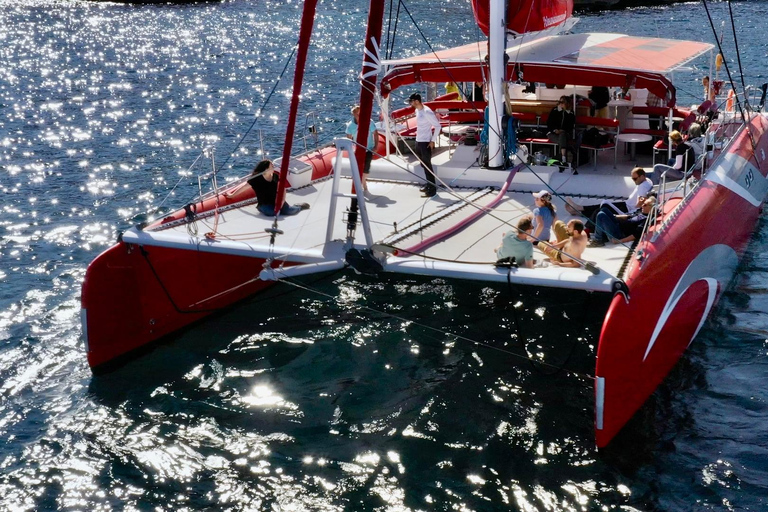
[0,0,768,510]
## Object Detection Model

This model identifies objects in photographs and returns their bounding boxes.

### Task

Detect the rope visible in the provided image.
[396,0,503,143]
[701,0,760,169]
[727,0,747,106]
[274,271,598,381]
[506,267,591,376]
[215,45,298,176]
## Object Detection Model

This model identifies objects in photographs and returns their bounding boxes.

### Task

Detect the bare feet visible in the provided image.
[565,203,580,216]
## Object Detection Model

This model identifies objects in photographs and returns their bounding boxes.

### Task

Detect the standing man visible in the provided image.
[408,93,442,197]
[345,105,378,195]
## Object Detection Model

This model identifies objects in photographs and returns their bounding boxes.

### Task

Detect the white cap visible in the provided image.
[532,189,551,200]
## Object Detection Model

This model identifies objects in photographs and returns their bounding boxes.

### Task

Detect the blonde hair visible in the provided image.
[669,130,683,143]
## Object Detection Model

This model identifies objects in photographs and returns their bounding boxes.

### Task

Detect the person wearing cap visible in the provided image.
[408,93,442,197]
[531,189,556,245]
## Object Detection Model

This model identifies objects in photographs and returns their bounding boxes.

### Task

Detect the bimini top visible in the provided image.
[380,33,713,107]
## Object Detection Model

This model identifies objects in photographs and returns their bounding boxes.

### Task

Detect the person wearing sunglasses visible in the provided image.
[546,95,575,166]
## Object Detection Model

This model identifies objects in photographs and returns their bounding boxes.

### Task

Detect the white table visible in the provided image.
[441,124,481,142]
[617,133,652,160]
[441,124,480,135]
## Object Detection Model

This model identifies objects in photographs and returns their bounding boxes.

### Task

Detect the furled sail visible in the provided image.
[471,0,573,36]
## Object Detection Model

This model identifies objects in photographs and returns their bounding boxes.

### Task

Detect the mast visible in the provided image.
[488,0,507,168]
[274,0,319,214]
[353,0,385,185]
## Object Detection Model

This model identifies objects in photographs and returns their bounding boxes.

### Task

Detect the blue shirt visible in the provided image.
[345,119,377,150]
[532,206,554,241]
[497,233,533,264]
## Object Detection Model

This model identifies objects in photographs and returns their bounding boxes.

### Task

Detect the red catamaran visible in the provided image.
[81,0,768,448]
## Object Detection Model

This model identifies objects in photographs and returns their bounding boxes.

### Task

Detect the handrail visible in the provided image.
[651,115,744,242]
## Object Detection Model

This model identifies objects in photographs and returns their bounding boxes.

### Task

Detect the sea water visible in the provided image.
[1,0,767,510]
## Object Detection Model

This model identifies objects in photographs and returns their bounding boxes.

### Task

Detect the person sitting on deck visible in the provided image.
[651,130,697,184]
[589,196,656,247]
[547,95,576,166]
[539,219,587,268]
[565,167,653,227]
[531,189,556,246]
[247,160,309,217]
[496,215,535,268]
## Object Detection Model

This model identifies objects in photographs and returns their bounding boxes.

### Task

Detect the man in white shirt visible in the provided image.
[408,93,442,197]
[565,167,653,234]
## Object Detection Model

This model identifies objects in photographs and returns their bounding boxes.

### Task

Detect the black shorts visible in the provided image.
[364,150,373,174]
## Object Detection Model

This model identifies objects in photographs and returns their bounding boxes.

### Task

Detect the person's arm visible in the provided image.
[636,181,653,207]
[547,109,557,132]
[547,239,568,250]
[427,110,442,145]
[532,214,544,241]
[673,153,684,170]
[522,258,535,269]
[564,112,575,132]
[610,234,635,244]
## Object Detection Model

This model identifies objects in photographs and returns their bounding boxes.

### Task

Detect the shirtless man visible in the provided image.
[540,219,587,268]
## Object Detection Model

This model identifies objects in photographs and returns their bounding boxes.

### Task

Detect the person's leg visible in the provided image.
[257,204,276,216]
[652,164,675,184]
[599,201,628,216]
[541,244,558,260]
[595,211,622,242]
[557,131,568,161]
[363,150,373,191]
[417,141,436,192]
[279,203,302,216]
[552,220,568,242]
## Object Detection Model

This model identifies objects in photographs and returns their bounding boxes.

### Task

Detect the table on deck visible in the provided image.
[617,133,652,161]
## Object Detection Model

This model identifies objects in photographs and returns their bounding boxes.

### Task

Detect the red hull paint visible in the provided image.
[595,115,768,447]
[82,145,339,370]
[81,242,280,369]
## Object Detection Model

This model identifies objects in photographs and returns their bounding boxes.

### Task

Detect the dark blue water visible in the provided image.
[2,0,767,510]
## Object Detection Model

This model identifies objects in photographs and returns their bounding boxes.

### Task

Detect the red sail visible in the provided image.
[471,0,573,36]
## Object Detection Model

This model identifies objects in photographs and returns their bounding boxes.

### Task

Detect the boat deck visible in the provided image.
[123,137,662,293]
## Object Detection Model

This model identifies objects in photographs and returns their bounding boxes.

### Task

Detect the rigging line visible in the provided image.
[397,0,504,142]
[138,245,252,314]
[276,272,597,381]
[385,0,394,59]
[217,45,299,175]
[701,0,761,167]
[361,147,606,275]
[155,151,205,212]
[701,1,746,119]
[727,0,747,106]
[388,0,403,61]
[506,267,588,377]
[343,132,607,275]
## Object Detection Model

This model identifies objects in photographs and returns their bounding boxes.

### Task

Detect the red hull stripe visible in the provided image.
[595,115,768,447]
